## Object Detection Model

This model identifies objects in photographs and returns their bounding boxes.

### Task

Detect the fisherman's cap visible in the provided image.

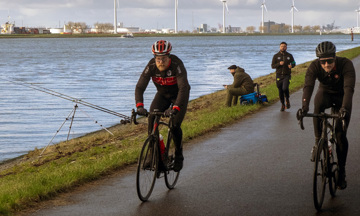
[228,65,237,70]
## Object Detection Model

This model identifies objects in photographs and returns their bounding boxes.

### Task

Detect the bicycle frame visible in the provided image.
[132,109,174,164]
[318,113,336,173]
[150,112,173,164]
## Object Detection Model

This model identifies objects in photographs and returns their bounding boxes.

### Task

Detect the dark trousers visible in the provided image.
[276,76,290,104]
[313,88,351,167]
[148,92,187,150]
[225,86,248,107]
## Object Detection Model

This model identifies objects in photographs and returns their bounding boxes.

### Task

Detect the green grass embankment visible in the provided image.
[0,46,359,215]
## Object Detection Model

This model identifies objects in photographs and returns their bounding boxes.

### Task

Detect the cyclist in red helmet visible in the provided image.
[135,40,190,172]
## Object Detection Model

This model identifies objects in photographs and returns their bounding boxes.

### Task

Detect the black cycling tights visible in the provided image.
[148,92,187,150]
[313,89,351,167]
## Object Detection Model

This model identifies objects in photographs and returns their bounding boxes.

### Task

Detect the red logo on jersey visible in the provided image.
[152,76,177,86]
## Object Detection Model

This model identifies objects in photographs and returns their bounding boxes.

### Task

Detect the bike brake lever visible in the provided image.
[296,109,305,130]
[131,109,139,125]
[299,119,305,130]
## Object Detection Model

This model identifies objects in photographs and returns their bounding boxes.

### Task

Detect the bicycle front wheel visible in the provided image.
[164,131,180,189]
[136,136,158,201]
[313,139,327,211]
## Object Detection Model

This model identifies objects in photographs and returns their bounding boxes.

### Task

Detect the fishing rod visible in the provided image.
[3,78,131,122]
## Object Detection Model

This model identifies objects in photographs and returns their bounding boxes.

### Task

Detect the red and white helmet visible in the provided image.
[152,40,172,56]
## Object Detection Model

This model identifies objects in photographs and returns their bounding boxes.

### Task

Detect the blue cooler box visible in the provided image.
[240,92,258,105]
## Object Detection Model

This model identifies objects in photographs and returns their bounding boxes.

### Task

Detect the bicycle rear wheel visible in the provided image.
[313,139,327,211]
[136,136,158,201]
[329,140,339,197]
[164,131,180,189]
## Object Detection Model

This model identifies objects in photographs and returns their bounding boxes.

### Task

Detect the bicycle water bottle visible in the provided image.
[159,134,165,159]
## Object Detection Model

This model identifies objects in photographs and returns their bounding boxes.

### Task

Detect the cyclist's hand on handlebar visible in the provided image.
[296,108,307,120]
[339,107,349,132]
[301,106,309,116]
[137,106,148,116]
[164,108,178,117]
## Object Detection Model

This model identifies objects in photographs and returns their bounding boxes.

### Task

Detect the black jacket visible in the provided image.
[302,57,356,111]
[135,54,190,110]
[271,51,296,77]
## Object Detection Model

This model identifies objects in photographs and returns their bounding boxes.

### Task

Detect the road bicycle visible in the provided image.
[297,108,346,211]
[131,109,180,202]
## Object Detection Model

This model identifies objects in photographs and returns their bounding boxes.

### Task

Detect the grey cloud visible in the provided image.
[3,0,358,12]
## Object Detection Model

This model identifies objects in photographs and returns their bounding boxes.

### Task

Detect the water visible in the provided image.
[0,34,358,162]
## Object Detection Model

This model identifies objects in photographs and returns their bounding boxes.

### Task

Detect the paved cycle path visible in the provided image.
[27,57,360,216]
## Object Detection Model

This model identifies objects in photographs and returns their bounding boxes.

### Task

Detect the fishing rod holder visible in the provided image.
[4,78,131,156]
[40,103,114,156]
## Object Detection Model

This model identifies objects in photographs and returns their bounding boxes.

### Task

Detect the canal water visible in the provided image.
[0,34,358,162]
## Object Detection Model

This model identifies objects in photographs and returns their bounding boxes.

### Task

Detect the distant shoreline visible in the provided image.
[0,32,349,39]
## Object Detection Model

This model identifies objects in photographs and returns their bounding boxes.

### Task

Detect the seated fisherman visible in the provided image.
[224,65,254,107]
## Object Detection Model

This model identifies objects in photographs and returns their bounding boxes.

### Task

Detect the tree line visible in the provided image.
[64,22,114,33]
[247,25,322,34]
[246,23,339,34]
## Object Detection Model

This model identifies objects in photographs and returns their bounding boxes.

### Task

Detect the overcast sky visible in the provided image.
[1,0,360,30]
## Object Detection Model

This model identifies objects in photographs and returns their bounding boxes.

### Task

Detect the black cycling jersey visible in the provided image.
[302,57,355,112]
[135,54,190,111]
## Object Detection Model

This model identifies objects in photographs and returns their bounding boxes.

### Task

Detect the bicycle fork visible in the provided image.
[319,119,330,177]
[321,118,337,179]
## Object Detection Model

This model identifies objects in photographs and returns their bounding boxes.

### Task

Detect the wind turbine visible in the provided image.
[356,7,360,28]
[114,0,117,34]
[260,0,268,33]
[220,0,229,33]
[175,0,178,33]
[7,9,11,23]
[290,0,299,33]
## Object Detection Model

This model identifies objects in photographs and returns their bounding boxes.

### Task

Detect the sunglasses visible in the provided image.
[155,56,169,63]
[319,59,335,65]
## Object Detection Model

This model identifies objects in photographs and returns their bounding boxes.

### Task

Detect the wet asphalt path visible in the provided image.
[29,57,360,216]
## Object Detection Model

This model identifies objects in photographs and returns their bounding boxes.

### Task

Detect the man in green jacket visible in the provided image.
[224,65,254,107]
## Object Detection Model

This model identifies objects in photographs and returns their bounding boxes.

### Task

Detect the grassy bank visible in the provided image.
[1,46,360,215]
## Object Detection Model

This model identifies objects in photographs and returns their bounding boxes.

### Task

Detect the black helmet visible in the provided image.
[316,41,336,58]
